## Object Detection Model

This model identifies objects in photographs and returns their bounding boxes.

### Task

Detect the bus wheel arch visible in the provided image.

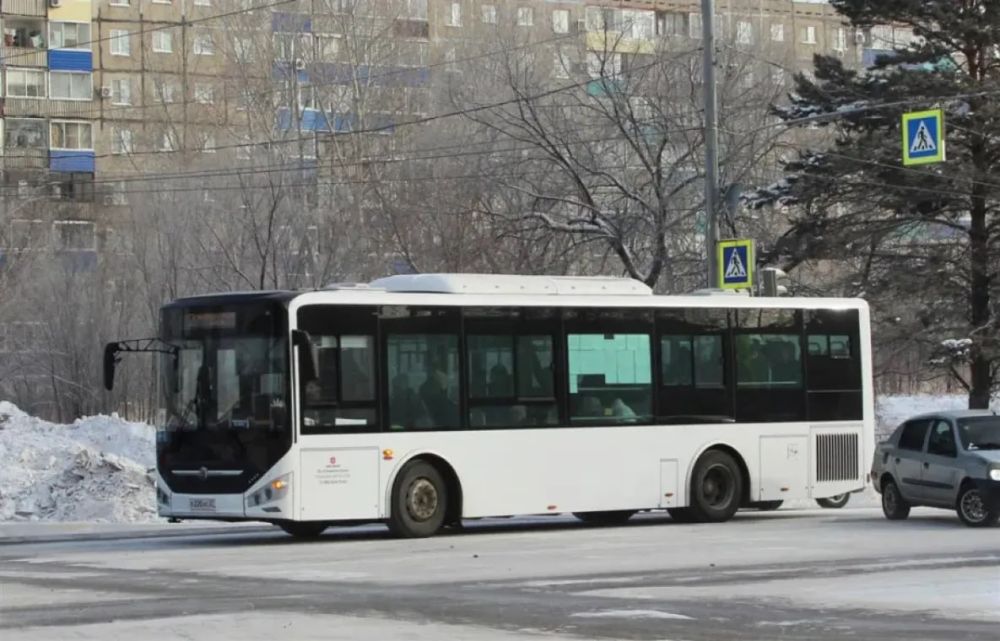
[386,453,463,533]
[685,444,749,523]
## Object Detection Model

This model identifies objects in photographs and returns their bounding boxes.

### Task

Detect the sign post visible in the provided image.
[717,239,754,291]
[902,109,945,166]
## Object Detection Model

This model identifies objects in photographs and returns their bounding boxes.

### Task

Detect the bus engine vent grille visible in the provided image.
[815,433,859,482]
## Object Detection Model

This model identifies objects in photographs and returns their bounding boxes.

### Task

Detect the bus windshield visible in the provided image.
[157,301,291,481]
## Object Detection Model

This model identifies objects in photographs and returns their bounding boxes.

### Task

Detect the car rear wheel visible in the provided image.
[816,493,850,509]
[881,479,910,520]
[573,510,636,526]
[956,485,1000,527]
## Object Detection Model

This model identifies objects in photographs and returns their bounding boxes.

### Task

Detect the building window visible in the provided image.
[5,119,47,150]
[234,37,254,62]
[50,121,93,150]
[110,29,131,56]
[552,9,569,34]
[154,79,176,103]
[737,21,752,45]
[111,78,131,105]
[444,46,457,72]
[9,219,46,249]
[194,0,210,5]
[53,221,96,251]
[445,2,461,27]
[110,181,128,205]
[801,25,817,44]
[159,130,178,152]
[6,68,46,98]
[200,133,216,153]
[112,127,133,155]
[833,27,847,52]
[236,136,253,160]
[237,88,254,111]
[552,50,569,79]
[586,51,621,78]
[152,30,173,53]
[771,23,784,42]
[110,0,130,6]
[481,4,496,24]
[152,0,171,4]
[405,0,428,20]
[517,7,533,26]
[316,34,339,59]
[49,22,91,49]
[193,31,214,55]
[688,13,702,39]
[194,83,215,104]
[50,71,92,100]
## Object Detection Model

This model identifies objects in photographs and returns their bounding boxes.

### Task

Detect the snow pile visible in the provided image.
[0,401,158,523]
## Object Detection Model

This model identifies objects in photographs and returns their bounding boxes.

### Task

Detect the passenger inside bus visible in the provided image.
[420,363,459,427]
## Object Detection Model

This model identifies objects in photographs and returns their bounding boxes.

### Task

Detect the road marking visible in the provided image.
[571,609,694,620]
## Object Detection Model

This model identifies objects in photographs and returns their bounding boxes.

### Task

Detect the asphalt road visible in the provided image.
[1,507,997,640]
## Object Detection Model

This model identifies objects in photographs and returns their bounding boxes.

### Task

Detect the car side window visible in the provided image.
[927,420,958,457]
[898,419,931,451]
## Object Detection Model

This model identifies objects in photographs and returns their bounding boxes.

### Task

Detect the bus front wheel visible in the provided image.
[388,460,448,538]
[688,450,743,523]
[573,510,635,526]
[816,493,850,509]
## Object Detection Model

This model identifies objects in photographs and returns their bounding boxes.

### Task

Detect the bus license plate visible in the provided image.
[188,498,216,512]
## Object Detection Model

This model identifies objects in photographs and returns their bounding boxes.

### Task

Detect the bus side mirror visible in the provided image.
[292,330,317,384]
[103,342,121,391]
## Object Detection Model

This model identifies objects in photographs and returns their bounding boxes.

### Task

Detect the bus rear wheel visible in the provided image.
[688,450,743,523]
[573,510,635,526]
[388,460,448,538]
[278,521,328,538]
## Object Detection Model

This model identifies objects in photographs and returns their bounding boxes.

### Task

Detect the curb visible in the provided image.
[0,524,276,546]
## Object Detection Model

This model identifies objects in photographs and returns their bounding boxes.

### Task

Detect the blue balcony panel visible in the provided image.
[49,49,92,71]
[275,108,357,133]
[50,150,95,173]
[272,12,311,33]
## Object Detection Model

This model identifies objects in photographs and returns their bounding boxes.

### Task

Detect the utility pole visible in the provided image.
[701,0,721,289]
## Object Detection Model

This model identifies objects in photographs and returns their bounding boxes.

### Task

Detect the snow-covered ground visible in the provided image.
[0,402,157,523]
[0,394,994,524]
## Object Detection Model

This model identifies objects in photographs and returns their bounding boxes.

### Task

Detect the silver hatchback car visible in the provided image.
[871,410,1000,527]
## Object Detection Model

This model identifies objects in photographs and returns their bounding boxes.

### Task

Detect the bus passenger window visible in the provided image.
[467,334,557,428]
[661,336,693,386]
[735,335,802,388]
[568,333,652,424]
[387,334,459,430]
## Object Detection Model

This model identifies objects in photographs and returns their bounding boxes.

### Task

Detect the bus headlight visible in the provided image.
[247,473,291,508]
[989,468,1000,482]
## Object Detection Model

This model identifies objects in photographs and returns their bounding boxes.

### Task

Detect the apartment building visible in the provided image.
[0,0,882,260]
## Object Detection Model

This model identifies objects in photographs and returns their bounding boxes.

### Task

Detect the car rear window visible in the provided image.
[898,420,931,451]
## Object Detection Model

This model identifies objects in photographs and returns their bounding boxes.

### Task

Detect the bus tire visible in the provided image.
[816,493,850,509]
[688,450,743,523]
[388,460,448,538]
[278,521,328,538]
[573,510,635,525]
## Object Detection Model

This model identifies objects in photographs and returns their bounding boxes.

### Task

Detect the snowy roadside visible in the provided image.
[0,402,158,523]
[0,395,995,526]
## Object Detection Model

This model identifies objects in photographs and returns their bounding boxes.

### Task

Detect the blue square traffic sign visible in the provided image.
[902,109,945,166]
[717,239,754,290]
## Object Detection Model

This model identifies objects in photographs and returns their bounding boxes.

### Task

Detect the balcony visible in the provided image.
[2,148,49,171]
[3,15,47,66]
[2,0,48,18]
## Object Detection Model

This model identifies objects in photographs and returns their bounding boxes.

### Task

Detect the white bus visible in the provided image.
[105,274,874,538]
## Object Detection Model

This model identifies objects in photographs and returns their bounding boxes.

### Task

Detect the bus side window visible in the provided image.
[567,333,652,424]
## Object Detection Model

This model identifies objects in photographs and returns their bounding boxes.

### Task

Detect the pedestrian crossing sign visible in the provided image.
[902,109,945,166]
[717,239,754,290]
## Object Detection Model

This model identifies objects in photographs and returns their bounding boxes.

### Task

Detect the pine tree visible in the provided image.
[747,0,999,408]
